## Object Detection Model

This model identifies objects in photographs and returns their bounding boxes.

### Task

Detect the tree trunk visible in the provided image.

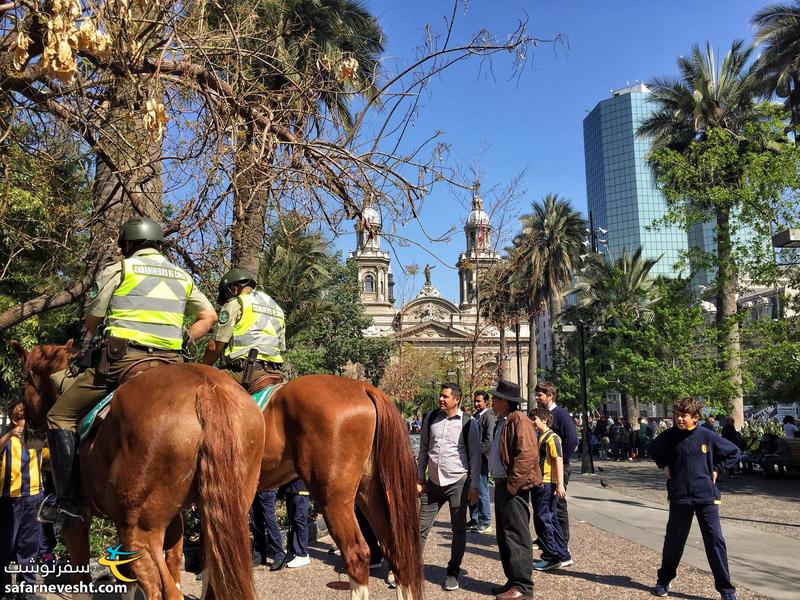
[527,313,538,401]
[715,205,743,429]
[0,77,163,332]
[621,390,639,424]
[496,320,509,380]
[230,135,272,275]
[547,288,562,373]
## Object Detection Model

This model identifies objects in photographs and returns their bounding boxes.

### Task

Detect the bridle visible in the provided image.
[19,365,51,436]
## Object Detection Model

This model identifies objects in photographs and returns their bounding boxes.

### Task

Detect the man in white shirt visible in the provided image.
[417,382,481,591]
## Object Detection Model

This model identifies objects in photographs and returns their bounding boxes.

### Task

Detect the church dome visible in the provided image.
[363,204,382,228]
[466,207,490,227]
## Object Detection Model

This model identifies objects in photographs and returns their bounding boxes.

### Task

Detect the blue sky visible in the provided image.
[332,1,769,305]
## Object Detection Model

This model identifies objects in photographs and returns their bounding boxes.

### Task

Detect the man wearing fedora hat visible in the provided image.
[488,380,542,600]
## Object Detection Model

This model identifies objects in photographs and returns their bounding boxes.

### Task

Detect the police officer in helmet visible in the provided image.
[202,269,286,387]
[44,217,217,523]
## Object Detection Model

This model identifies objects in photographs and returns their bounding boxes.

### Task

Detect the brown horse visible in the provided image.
[254,374,423,600]
[12,341,265,600]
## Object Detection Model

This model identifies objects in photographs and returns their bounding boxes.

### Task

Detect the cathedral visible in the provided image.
[349,188,548,389]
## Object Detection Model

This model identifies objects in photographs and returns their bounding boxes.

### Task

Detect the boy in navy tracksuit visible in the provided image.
[647,398,740,600]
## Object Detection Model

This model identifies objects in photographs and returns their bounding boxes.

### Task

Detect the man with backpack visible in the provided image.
[417,382,481,591]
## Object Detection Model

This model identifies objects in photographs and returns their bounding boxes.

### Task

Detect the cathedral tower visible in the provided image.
[457,183,499,309]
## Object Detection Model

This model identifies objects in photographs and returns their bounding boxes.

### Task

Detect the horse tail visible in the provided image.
[195,382,255,600]
[365,386,423,600]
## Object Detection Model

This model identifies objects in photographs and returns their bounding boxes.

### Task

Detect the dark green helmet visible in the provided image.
[118,217,164,246]
[218,268,257,303]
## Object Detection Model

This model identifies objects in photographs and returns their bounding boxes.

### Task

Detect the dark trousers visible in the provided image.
[658,503,735,595]
[494,483,533,595]
[555,463,571,544]
[0,495,42,587]
[531,484,569,562]
[419,475,469,575]
[469,458,491,527]
[251,490,285,563]
[287,491,310,558]
[356,506,382,563]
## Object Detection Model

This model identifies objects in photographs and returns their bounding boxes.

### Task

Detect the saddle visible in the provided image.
[248,373,283,394]
[77,357,173,443]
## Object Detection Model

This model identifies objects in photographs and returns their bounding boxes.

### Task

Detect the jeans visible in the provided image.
[0,495,42,587]
[419,475,469,574]
[555,463,571,544]
[469,458,491,527]
[287,492,310,558]
[531,483,569,562]
[251,490,285,563]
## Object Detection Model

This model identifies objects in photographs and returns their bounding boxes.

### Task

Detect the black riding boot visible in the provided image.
[39,429,83,525]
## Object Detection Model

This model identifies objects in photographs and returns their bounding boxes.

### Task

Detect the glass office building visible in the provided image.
[583,83,689,278]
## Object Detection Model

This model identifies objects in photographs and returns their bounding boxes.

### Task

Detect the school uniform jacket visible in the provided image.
[648,426,740,505]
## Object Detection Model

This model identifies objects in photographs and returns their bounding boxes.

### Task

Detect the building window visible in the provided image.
[364,274,375,293]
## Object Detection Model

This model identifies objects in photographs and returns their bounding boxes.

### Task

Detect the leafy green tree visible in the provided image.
[565,247,662,422]
[514,194,585,369]
[742,316,800,406]
[639,40,800,427]
[0,132,90,419]
[752,1,800,129]
[209,0,385,274]
[260,225,392,382]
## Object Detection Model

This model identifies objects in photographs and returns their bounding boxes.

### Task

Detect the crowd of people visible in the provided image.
[411,380,742,600]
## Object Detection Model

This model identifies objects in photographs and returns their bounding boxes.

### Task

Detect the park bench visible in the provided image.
[761,438,800,478]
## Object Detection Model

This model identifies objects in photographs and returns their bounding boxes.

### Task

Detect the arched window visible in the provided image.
[364,274,375,293]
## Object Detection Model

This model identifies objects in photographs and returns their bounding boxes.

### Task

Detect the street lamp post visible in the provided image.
[578,321,595,475]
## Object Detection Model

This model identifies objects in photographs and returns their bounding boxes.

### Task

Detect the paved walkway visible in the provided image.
[568,475,800,600]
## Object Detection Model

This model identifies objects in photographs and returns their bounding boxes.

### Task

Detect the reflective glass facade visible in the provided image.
[583,85,689,278]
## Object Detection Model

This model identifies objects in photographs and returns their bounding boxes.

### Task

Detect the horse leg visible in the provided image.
[164,515,184,593]
[356,477,416,600]
[308,480,370,600]
[60,521,93,600]
[119,526,184,600]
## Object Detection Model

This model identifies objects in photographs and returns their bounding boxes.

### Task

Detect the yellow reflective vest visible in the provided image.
[225,291,286,363]
[105,254,193,350]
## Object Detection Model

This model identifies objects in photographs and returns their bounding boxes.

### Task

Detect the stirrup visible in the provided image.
[37,493,85,525]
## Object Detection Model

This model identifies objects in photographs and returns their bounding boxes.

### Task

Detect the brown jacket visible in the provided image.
[499,410,542,494]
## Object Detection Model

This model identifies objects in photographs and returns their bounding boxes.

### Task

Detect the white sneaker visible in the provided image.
[286,555,311,568]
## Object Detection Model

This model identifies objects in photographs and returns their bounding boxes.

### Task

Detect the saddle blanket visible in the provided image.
[78,383,284,442]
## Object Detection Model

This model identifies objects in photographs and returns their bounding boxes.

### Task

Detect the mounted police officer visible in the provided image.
[44,217,217,523]
[201,269,286,389]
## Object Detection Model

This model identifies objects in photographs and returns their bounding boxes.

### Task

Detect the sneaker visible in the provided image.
[721,593,737,600]
[477,524,493,534]
[443,571,460,591]
[560,558,573,567]
[652,582,671,596]
[327,547,341,556]
[533,559,560,571]
[286,555,310,568]
[466,518,478,529]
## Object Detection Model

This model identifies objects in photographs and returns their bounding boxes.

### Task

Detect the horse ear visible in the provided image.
[10,340,27,360]
[64,339,75,348]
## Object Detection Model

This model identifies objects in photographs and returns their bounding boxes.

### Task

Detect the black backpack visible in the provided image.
[424,409,473,456]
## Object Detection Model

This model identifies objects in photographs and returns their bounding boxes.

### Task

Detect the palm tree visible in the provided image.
[637,40,760,428]
[515,194,585,370]
[259,222,334,338]
[752,2,800,130]
[209,0,385,274]
[566,247,662,423]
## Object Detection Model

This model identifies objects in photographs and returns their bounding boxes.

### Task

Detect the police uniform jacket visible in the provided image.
[648,426,740,505]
